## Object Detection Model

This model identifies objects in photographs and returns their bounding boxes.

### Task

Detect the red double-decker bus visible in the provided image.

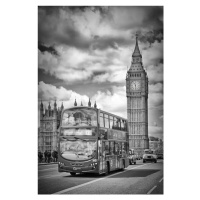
[58,106,129,176]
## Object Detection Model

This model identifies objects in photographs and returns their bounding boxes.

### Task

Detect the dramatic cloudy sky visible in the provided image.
[38,6,163,140]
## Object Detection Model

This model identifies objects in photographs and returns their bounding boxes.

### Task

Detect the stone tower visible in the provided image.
[126,35,149,156]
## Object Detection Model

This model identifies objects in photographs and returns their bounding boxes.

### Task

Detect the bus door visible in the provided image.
[116,142,122,169]
[100,141,107,172]
[99,140,105,172]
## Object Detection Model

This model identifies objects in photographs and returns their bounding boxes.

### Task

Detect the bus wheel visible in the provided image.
[70,172,76,176]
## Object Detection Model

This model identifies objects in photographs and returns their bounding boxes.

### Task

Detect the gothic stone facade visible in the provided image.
[126,36,149,155]
[38,101,63,152]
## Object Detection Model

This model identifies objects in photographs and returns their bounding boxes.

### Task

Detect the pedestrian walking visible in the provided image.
[52,150,56,162]
[47,151,51,163]
[38,151,43,163]
[55,150,58,162]
[44,150,48,163]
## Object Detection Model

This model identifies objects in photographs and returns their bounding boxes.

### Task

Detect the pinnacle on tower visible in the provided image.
[74,99,77,106]
[54,100,57,111]
[40,100,43,109]
[61,102,64,110]
[45,107,48,116]
[48,102,51,110]
[88,98,91,107]
[54,100,57,107]
[53,100,57,117]
[132,33,141,58]
[40,100,44,117]
[94,101,97,108]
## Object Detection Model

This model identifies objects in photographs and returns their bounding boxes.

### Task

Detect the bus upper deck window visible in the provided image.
[117,119,121,130]
[124,122,127,131]
[109,116,113,129]
[100,115,104,127]
[113,117,117,130]
[121,120,125,130]
[104,114,109,128]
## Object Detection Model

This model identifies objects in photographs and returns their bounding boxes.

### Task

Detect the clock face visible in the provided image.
[131,81,140,90]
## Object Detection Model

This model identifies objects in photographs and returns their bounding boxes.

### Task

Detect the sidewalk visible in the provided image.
[38,162,58,166]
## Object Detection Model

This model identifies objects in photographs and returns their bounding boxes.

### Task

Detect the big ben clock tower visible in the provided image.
[126,35,149,156]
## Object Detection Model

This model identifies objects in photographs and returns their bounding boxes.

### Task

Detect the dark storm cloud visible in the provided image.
[67,6,110,19]
[38,7,91,49]
[38,6,163,51]
[142,6,163,28]
[38,42,58,55]
[38,68,64,85]
[135,29,163,46]
[136,7,163,45]
[109,7,163,31]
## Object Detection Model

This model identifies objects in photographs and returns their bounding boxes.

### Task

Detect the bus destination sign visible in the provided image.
[62,129,93,136]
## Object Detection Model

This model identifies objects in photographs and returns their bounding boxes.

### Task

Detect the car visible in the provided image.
[143,151,157,163]
[128,149,136,165]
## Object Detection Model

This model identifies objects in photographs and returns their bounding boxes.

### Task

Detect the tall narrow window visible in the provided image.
[100,113,104,127]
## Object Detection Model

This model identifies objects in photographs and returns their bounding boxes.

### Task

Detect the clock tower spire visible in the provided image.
[126,35,149,156]
[132,33,141,57]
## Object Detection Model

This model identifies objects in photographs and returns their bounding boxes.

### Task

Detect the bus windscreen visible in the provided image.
[61,108,97,127]
[60,138,97,160]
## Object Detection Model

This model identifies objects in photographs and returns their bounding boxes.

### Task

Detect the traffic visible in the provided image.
[55,106,163,176]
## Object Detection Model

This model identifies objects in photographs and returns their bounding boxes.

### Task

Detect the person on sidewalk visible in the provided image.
[44,150,48,163]
[47,151,51,163]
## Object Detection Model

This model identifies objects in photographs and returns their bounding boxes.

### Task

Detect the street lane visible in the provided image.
[38,160,163,194]
[149,178,163,194]
[56,161,163,194]
[38,164,58,177]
